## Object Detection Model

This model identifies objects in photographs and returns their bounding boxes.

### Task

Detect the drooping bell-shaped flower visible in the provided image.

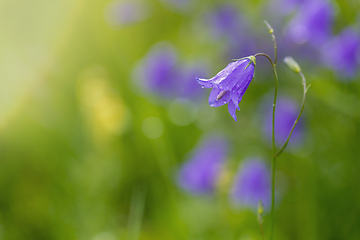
[196,57,256,121]
[177,136,228,195]
[321,27,360,78]
[231,158,271,211]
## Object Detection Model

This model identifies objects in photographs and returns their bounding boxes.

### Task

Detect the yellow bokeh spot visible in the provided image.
[78,66,129,143]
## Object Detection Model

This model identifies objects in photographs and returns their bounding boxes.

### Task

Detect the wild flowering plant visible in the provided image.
[196,21,310,240]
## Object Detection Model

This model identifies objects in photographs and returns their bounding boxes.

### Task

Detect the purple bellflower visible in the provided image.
[321,27,360,78]
[177,136,228,195]
[263,96,303,146]
[196,57,256,121]
[285,0,334,47]
[231,158,271,211]
[207,4,242,39]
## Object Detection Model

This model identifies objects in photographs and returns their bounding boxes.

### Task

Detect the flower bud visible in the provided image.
[257,200,264,224]
[284,56,301,73]
[264,20,274,34]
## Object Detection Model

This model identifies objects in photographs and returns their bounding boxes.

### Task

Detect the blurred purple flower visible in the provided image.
[133,42,210,101]
[321,28,360,78]
[226,35,258,61]
[263,97,303,146]
[204,4,256,59]
[178,136,228,195]
[207,4,241,38]
[104,1,149,26]
[285,0,334,47]
[197,58,256,121]
[231,158,271,210]
[133,42,178,98]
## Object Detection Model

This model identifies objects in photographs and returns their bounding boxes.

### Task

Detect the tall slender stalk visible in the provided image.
[270,66,278,240]
[255,21,310,240]
[255,20,279,240]
[254,51,278,240]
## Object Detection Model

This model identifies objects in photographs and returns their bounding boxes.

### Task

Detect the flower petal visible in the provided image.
[198,59,249,89]
[230,69,254,105]
[223,62,253,91]
[211,60,250,91]
[230,84,242,105]
[227,100,239,121]
[239,73,254,94]
[196,77,213,88]
[208,88,231,107]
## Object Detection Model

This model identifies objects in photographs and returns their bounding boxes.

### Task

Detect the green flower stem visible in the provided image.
[274,71,310,158]
[270,67,278,240]
[259,220,267,240]
[254,52,278,240]
[256,21,279,240]
[270,156,276,240]
[256,21,309,240]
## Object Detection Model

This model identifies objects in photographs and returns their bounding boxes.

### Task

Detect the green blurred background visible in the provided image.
[0,0,360,239]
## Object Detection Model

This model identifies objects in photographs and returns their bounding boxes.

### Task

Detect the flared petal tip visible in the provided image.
[196,77,213,88]
[228,101,240,121]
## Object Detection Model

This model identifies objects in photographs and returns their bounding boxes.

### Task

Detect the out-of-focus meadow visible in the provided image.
[1,0,360,239]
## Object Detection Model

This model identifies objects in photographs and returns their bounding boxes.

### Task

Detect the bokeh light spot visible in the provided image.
[142,117,164,139]
[168,99,197,126]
